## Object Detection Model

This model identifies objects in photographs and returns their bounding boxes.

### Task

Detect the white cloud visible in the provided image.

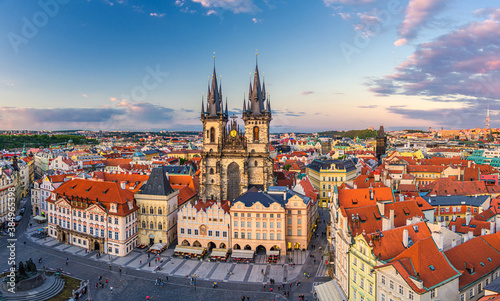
[323,0,374,6]
[206,9,217,15]
[191,0,258,14]
[252,17,262,23]
[81,94,88,98]
[150,12,166,17]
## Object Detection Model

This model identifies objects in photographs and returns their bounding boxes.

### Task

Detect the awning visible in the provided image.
[266,250,280,256]
[314,280,346,301]
[210,248,229,257]
[174,245,206,255]
[231,249,255,259]
[149,243,166,251]
[34,215,47,221]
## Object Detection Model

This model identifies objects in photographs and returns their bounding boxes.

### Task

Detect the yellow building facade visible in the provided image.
[349,234,377,301]
[306,159,357,208]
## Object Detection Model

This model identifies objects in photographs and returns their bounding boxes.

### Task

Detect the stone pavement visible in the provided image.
[25,222,309,285]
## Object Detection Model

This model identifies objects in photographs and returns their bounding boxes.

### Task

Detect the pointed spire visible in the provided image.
[262,75,266,102]
[225,97,228,116]
[201,95,205,117]
[243,93,247,113]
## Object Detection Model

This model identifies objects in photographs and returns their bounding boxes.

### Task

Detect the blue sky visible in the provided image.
[0,0,499,132]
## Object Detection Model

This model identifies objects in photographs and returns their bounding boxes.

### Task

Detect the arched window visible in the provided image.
[150,207,154,214]
[158,222,162,230]
[253,126,259,141]
[142,221,145,228]
[142,206,145,214]
[210,168,214,175]
[210,127,215,143]
[158,207,162,215]
[150,222,154,229]
[254,160,258,167]
[211,179,214,184]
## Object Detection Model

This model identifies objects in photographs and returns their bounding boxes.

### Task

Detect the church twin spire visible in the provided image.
[202,55,271,119]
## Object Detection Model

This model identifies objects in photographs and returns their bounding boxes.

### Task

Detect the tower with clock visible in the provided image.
[199,59,274,202]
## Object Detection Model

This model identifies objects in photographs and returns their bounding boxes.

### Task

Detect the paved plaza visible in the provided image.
[0,198,334,300]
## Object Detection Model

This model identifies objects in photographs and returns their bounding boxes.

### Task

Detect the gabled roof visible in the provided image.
[423,195,490,207]
[193,200,230,214]
[449,217,491,236]
[140,167,174,196]
[48,178,137,216]
[366,221,432,262]
[445,233,500,290]
[337,187,394,209]
[376,237,461,293]
[178,186,197,206]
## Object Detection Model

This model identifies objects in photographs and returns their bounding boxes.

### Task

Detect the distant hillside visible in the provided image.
[318,129,378,139]
[0,134,97,150]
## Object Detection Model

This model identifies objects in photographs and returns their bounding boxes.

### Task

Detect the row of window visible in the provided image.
[51,216,137,239]
[322,176,344,182]
[380,276,416,300]
[180,228,227,238]
[141,206,173,215]
[234,221,285,228]
[235,229,300,238]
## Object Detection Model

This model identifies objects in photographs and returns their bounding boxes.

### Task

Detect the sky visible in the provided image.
[0,0,499,132]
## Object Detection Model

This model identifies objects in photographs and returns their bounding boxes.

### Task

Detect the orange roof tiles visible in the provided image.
[445,233,500,290]
[178,186,197,206]
[48,178,137,216]
[448,217,491,236]
[408,165,447,173]
[92,172,149,193]
[368,222,432,262]
[193,200,230,214]
[377,237,461,294]
[337,187,394,209]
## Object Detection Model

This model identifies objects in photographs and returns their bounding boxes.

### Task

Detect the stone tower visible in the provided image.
[376,125,387,162]
[199,60,274,202]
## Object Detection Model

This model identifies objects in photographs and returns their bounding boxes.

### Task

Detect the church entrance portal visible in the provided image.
[227,162,240,201]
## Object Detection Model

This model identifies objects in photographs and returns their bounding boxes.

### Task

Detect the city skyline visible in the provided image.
[0,0,499,131]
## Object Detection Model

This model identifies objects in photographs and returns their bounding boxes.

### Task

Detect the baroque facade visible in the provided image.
[199,61,274,202]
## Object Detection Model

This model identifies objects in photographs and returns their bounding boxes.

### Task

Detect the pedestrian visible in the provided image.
[247,296,250,300]
[66,258,69,266]
[105,277,108,283]
[140,260,142,264]
[146,296,150,300]
[242,296,245,301]
[38,257,42,263]
[148,262,151,267]
[95,283,98,289]
[119,267,122,275]
[101,283,104,289]
[289,283,292,288]
[270,288,273,292]
[110,287,113,293]
[166,276,168,281]
[99,275,102,281]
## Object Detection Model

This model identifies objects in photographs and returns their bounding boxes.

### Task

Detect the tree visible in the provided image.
[284,164,291,171]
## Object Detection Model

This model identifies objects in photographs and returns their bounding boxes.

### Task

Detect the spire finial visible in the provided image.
[213,51,216,68]
[256,49,258,64]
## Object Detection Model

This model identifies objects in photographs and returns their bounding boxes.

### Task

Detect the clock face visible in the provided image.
[230,130,237,137]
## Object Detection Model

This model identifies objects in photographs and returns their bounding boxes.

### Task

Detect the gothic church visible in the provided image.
[199,60,274,202]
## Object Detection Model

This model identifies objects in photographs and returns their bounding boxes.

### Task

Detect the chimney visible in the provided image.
[451,239,457,248]
[468,160,471,168]
[481,228,486,236]
[374,173,380,182]
[353,182,357,189]
[465,212,471,225]
[403,229,409,248]
[389,209,395,230]
[399,194,404,202]
[451,224,455,232]
[496,215,500,233]
[491,221,495,234]
[120,181,126,189]
[438,231,443,250]
[463,234,468,243]
[370,189,374,200]
[468,231,474,240]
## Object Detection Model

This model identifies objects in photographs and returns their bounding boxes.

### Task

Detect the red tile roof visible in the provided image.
[448,217,491,236]
[445,233,500,290]
[92,172,149,193]
[47,178,137,217]
[193,200,230,214]
[397,184,418,192]
[408,165,447,173]
[178,186,197,206]
[367,222,432,262]
[337,187,394,209]
[376,237,461,294]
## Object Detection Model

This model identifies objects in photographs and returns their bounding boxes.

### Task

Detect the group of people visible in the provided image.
[95,275,108,290]
[155,277,167,287]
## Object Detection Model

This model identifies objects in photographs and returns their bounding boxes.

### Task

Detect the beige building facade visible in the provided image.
[136,167,179,247]
[177,200,231,249]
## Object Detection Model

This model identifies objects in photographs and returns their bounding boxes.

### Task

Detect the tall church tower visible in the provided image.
[199,58,274,202]
[376,125,387,162]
